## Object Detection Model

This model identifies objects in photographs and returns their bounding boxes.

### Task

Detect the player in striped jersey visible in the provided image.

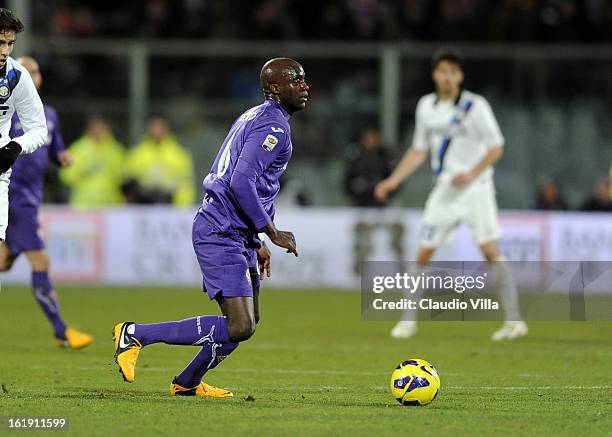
[0,57,93,349]
[375,49,527,341]
[0,9,48,242]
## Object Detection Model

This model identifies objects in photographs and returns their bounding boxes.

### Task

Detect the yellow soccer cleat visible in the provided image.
[113,322,142,383]
[170,378,233,398]
[56,327,94,350]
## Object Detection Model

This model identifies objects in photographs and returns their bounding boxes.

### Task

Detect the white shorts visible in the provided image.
[0,170,10,241]
[418,178,501,249]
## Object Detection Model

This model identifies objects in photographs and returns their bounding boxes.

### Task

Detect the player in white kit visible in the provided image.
[375,49,527,341]
[0,9,48,241]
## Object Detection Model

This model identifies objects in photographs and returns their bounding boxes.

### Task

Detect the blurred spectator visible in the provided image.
[133,0,180,38]
[491,0,539,42]
[275,175,311,207]
[581,177,612,212]
[249,0,297,39]
[119,179,172,205]
[431,0,481,40]
[33,0,612,42]
[294,0,356,39]
[344,127,394,206]
[50,4,96,37]
[60,118,126,209]
[533,179,568,210]
[124,117,195,206]
[539,0,580,42]
[395,0,431,40]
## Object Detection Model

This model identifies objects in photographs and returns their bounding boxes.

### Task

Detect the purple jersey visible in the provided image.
[8,105,65,208]
[200,99,292,234]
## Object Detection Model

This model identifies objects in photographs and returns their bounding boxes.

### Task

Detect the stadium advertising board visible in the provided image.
[3,207,612,290]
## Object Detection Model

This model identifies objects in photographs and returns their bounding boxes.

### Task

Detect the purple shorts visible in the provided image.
[5,205,45,255]
[192,211,260,301]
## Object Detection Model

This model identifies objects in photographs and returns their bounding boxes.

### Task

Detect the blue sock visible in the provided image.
[32,271,67,338]
[175,342,239,388]
[133,315,229,347]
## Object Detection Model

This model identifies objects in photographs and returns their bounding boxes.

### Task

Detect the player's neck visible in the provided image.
[266,96,293,115]
[436,88,460,103]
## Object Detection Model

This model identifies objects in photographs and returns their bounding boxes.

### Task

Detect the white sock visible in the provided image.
[399,263,425,322]
[491,255,521,322]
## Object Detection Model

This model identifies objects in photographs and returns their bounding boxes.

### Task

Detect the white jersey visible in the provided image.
[0,56,47,153]
[412,90,504,188]
[0,57,47,241]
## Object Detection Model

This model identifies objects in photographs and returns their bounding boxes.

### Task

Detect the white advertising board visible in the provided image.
[1,206,611,291]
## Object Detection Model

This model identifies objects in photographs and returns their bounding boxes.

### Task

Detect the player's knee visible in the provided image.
[0,256,15,272]
[29,253,50,271]
[228,317,256,342]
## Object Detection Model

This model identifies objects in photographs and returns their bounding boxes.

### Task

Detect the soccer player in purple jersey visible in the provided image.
[113,58,308,397]
[0,57,94,349]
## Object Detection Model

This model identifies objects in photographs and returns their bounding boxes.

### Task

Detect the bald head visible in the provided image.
[17,56,41,90]
[260,57,309,113]
[260,57,301,92]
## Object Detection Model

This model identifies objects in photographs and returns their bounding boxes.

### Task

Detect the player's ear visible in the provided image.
[269,83,280,95]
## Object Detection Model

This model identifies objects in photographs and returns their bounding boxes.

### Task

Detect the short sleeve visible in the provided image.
[234,119,288,181]
[474,97,504,148]
[411,98,428,151]
[11,67,47,154]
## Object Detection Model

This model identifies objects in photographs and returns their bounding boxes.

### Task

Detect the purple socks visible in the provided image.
[32,271,67,338]
[133,315,230,346]
[133,315,239,388]
[175,342,239,388]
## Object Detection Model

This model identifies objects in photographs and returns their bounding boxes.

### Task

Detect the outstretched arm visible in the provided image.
[374,148,428,202]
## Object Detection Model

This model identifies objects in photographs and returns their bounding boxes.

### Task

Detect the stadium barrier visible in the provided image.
[1,206,612,290]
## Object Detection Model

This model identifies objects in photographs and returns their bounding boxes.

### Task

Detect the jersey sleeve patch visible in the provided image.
[262,134,279,152]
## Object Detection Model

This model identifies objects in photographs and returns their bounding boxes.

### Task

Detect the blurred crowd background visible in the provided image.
[4,0,612,210]
[33,0,612,42]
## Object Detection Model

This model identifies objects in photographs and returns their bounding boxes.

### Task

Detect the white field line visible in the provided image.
[371,385,612,391]
[80,365,458,377]
[37,364,612,389]
[26,364,612,390]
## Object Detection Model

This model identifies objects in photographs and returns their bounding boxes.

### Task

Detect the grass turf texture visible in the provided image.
[1,286,611,436]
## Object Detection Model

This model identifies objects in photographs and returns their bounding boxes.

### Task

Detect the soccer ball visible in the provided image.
[390,358,440,406]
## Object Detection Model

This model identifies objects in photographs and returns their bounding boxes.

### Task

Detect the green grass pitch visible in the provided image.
[1,286,611,436]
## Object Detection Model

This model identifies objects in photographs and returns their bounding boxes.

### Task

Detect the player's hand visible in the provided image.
[374,178,396,203]
[57,151,74,167]
[0,141,22,174]
[257,242,271,280]
[259,223,298,257]
[452,172,475,187]
[271,230,298,257]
